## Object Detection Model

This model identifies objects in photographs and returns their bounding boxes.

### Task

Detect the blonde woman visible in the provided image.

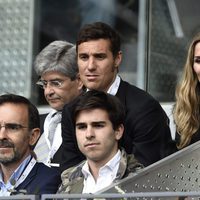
[174,33,200,149]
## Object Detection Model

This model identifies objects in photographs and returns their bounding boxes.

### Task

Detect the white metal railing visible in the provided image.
[3,192,200,200]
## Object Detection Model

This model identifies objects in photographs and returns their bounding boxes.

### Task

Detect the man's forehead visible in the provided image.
[78,39,111,51]
[0,103,28,121]
[76,109,109,121]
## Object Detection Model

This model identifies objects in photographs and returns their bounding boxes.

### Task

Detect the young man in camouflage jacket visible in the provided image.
[58,90,143,194]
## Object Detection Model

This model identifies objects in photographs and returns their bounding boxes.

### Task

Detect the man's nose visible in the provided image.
[87,57,96,70]
[0,126,8,140]
[44,84,55,95]
[85,127,95,139]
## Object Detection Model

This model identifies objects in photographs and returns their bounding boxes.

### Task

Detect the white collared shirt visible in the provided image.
[82,150,121,194]
[107,75,121,95]
[34,109,62,167]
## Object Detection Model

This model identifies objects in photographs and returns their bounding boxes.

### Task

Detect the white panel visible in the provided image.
[0,0,34,98]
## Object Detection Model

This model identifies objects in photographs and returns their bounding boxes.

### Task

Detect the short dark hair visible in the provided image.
[0,94,40,130]
[76,22,121,57]
[74,90,125,130]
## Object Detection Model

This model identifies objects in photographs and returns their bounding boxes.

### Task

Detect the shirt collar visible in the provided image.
[82,150,121,179]
[107,75,121,95]
[0,155,32,189]
[104,150,121,171]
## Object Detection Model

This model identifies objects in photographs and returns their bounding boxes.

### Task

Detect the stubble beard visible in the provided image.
[0,148,21,165]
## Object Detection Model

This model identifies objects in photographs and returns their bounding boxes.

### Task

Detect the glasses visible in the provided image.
[0,123,28,133]
[36,79,65,89]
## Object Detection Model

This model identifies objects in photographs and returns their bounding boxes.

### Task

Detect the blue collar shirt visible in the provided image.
[0,155,31,196]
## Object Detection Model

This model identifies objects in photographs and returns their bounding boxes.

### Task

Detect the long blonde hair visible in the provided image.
[174,33,200,149]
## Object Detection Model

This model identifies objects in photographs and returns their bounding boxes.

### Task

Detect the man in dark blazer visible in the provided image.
[34,41,83,168]
[15,162,61,195]
[60,22,177,172]
[0,94,61,196]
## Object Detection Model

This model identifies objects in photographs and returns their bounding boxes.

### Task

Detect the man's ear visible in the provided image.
[114,51,122,68]
[29,128,40,146]
[76,73,84,90]
[115,124,124,141]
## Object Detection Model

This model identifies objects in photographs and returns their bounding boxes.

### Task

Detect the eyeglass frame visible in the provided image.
[36,79,67,89]
[0,123,28,133]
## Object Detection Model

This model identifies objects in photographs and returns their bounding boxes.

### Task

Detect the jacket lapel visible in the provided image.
[116,80,126,108]
[69,178,84,193]
[16,164,37,191]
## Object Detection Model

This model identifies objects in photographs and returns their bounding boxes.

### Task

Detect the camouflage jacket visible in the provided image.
[58,149,143,194]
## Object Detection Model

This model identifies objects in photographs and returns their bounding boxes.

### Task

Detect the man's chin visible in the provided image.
[0,155,15,164]
[49,103,63,111]
[86,84,100,91]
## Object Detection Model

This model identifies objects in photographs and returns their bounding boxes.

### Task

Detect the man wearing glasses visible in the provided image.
[34,41,83,168]
[0,94,61,196]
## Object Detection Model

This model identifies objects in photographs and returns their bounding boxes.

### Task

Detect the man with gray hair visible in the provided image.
[34,41,83,168]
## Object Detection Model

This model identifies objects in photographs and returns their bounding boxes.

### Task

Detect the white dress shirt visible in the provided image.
[81,150,121,194]
[34,109,62,167]
[107,74,121,95]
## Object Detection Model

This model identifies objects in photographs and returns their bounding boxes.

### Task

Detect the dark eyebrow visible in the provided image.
[78,53,88,56]
[91,121,106,125]
[78,52,106,57]
[75,122,86,127]
[75,121,106,126]
[93,53,107,57]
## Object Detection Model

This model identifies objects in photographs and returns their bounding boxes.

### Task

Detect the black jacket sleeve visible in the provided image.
[117,81,178,166]
[60,99,85,172]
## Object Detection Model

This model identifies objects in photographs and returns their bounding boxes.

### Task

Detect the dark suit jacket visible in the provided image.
[35,114,63,165]
[60,79,177,172]
[16,162,61,194]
